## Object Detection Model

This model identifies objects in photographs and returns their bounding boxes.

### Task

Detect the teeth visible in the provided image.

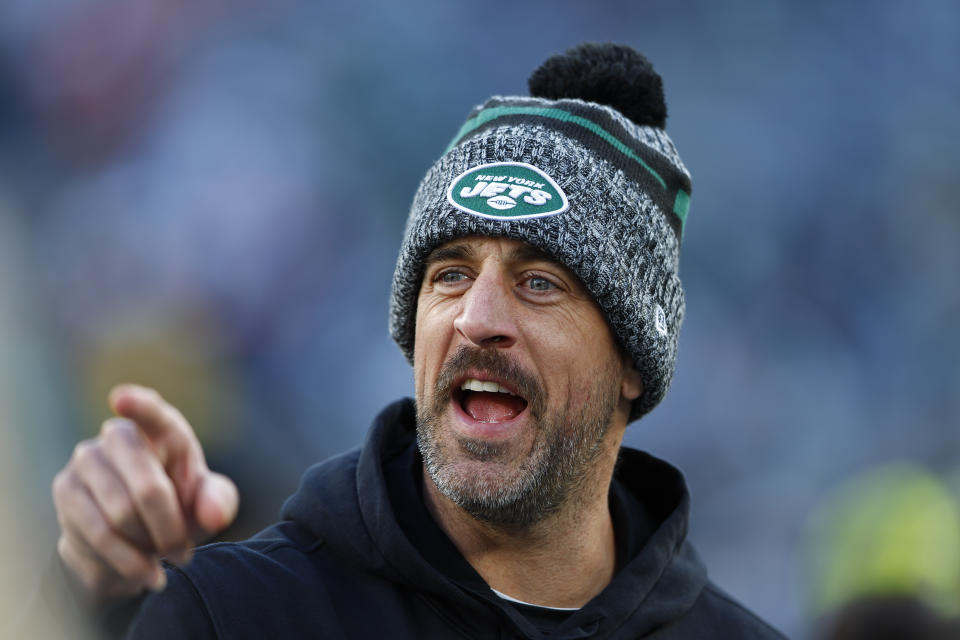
[460,378,515,395]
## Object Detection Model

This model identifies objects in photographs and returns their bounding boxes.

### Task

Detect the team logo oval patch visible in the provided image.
[446,162,569,220]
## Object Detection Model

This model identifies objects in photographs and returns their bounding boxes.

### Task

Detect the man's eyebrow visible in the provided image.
[424,242,559,268]
[424,243,475,267]
[506,244,556,265]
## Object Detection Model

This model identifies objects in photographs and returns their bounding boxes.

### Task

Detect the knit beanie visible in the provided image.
[389,43,691,421]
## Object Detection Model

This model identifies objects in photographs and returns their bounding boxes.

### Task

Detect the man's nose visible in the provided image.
[453,270,518,349]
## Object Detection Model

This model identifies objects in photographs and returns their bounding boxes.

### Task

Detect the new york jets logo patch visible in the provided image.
[446,162,569,220]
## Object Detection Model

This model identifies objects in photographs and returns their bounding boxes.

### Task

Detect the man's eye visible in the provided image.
[438,270,467,284]
[527,276,555,291]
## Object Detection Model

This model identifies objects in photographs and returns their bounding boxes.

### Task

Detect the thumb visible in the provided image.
[192,471,239,541]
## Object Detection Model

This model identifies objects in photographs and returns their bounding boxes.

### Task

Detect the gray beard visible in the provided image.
[416,346,619,528]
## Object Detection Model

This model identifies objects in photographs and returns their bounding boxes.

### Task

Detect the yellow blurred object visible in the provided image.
[77,306,243,448]
[804,463,960,618]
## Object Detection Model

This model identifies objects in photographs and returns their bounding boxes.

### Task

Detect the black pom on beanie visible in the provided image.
[528,42,667,129]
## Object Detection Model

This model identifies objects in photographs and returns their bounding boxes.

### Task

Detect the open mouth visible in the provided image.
[453,378,529,423]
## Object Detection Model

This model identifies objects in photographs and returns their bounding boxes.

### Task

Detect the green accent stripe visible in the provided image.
[673,189,690,235]
[446,106,667,190]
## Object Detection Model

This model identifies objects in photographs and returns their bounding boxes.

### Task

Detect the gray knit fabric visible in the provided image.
[389,95,690,421]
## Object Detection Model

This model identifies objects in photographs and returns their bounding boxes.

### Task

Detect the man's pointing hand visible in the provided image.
[52,384,238,603]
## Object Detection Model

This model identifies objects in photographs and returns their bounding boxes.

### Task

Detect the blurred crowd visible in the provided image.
[0,1,957,637]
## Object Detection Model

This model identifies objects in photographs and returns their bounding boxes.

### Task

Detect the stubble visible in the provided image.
[416,346,620,528]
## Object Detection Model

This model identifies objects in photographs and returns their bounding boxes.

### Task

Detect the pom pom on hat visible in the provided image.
[528,42,667,129]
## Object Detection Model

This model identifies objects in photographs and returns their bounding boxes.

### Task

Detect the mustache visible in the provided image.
[434,346,545,419]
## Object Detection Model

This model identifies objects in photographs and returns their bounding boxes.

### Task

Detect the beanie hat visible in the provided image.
[389,43,691,421]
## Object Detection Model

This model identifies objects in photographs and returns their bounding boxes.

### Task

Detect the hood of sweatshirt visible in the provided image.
[280,398,709,639]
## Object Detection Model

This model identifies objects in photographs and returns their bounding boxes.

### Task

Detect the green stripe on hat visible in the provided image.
[446,106,668,191]
[673,189,690,233]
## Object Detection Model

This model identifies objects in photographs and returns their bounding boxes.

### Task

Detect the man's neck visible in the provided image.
[421,443,621,609]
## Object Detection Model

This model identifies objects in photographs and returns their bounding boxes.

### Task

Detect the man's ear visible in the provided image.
[620,358,644,402]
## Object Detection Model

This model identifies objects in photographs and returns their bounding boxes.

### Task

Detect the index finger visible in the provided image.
[108,384,205,473]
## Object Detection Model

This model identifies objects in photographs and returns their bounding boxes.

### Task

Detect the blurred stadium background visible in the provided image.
[1,1,957,637]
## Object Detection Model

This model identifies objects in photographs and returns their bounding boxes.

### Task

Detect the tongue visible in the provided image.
[463,391,526,423]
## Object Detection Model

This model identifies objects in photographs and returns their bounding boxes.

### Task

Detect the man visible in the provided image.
[41,43,786,638]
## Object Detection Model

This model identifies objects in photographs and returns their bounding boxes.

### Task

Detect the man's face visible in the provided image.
[413,236,641,527]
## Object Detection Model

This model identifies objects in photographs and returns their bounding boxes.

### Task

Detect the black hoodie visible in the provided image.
[118,399,785,639]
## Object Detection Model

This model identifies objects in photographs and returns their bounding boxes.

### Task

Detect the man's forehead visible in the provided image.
[424,237,560,268]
